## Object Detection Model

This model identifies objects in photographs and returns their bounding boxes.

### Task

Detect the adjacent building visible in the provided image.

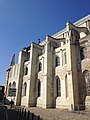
[5,15,90,110]
[0,85,4,102]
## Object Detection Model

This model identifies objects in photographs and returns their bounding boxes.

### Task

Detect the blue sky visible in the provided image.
[0,0,90,85]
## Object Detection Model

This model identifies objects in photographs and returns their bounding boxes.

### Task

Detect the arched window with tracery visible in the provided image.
[38,62,42,72]
[56,76,61,97]
[83,70,90,96]
[55,56,60,67]
[38,80,41,97]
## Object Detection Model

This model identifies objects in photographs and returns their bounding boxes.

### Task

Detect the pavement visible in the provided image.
[25,107,90,120]
[0,104,90,120]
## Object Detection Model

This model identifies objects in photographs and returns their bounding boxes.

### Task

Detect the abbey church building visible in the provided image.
[5,15,90,110]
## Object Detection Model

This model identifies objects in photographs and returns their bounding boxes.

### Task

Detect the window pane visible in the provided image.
[56,77,61,97]
[56,56,60,67]
[38,80,41,97]
[38,62,42,72]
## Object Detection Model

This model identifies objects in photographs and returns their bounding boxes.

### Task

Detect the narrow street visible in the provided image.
[0,105,26,120]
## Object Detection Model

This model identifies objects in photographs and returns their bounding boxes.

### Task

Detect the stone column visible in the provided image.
[66,22,80,110]
[43,35,55,108]
[5,70,10,97]
[27,43,42,107]
[15,50,25,105]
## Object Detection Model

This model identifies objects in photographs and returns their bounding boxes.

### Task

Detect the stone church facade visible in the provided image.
[5,15,90,110]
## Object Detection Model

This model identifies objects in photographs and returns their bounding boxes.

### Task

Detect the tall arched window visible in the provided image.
[38,80,41,97]
[56,76,61,97]
[63,52,67,65]
[23,82,27,96]
[65,74,68,98]
[24,66,28,75]
[83,70,90,96]
[12,82,16,96]
[38,62,42,72]
[8,82,11,96]
[9,82,11,88]
[55,56,60,67]
[80,47,85,60]
[13,82,16,88]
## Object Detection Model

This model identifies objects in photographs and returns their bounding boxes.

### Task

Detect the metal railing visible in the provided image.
[17,107,41,120]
